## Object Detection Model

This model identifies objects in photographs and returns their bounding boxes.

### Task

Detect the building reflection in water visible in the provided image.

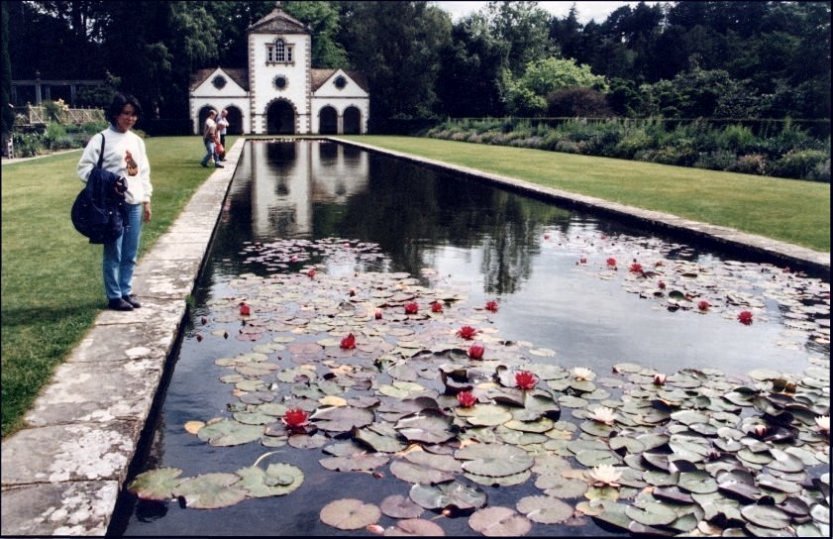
[245,140,368,238]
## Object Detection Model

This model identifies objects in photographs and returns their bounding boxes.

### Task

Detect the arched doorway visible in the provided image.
[226,106,244,134]
[266,100,296,135]
[343,106,361,134]
[319,106,337,134]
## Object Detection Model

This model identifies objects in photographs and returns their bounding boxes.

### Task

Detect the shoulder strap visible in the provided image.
[97,133,106,169]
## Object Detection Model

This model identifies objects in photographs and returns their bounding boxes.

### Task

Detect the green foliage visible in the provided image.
[502,57,608,116]
[770,150,831,182]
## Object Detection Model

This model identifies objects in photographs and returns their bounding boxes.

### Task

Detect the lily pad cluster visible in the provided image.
[547,228,830,347]
[129,238,829,536]
[239,237,384,271]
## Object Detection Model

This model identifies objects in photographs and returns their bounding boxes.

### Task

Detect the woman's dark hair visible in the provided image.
[108,93,142,124]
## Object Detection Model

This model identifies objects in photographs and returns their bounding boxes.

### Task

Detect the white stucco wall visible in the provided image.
[248,32,311,134]
[310,69,370,134]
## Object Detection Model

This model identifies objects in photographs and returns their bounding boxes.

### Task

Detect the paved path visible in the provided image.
[1,148,82,166]
[1,137,828,536]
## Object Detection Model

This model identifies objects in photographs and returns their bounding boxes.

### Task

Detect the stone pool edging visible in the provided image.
[332,137,830,280]
[0,139,243,536]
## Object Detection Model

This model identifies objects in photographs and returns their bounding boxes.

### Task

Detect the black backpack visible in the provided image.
[71,134,125,244]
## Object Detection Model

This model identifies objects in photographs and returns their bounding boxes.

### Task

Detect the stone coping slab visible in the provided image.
[0,139,243,536]
[333,137,830,279]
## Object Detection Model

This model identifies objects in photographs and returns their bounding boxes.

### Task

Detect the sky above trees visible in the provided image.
[435,1,662,23]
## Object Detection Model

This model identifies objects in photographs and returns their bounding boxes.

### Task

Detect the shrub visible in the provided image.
[809,158,830,182]
[11,132,44,157]
[769,149,830,180]
[720,124,757,154]
[555,140,582,154]
[43,123,68,150]
[613,128,653,158]
[546,87,613,117]
[728,154,768,175]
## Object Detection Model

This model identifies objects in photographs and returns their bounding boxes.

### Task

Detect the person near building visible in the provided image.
[216,109,229,161]
[200,109,223,168]
[77,93,153,311]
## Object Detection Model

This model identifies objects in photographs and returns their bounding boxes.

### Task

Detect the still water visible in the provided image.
[115,140,829,536]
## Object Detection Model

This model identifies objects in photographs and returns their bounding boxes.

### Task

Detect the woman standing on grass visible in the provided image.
[77,93,152,311]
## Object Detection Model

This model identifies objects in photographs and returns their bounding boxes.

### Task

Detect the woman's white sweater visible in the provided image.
[77,126,152,205]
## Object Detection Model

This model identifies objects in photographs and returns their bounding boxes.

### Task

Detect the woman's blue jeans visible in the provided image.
[103,203,142,300]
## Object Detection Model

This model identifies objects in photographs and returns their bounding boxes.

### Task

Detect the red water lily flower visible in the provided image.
[629,262,643,274]
[340,333,356,350]
[282,408,310,429]
[404,302,419,315]
[606,257,617,268]
[738,310,754,325]
[431,301,443,313]
[374,308,383,320]
[457,325,478,340]
[515,370,538,390]
[239,302,251,316]
[306,268,316,279]
[457,391,477,408]
[698,300,710,311]
[468,343,485,360]
[579,256,587,264]
[658,280,666,290]
[485,300,499,313]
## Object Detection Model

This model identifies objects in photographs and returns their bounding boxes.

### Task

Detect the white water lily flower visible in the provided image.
[816,415,830,434]
[572,367,595,381]
[589,406,616,425]
[588,464,623,487]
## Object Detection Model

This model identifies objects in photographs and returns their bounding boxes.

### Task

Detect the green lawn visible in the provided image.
[1,134,828,438]
[341,136,831,252]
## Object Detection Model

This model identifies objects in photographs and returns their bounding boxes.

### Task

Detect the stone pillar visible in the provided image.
[337,114,343,135]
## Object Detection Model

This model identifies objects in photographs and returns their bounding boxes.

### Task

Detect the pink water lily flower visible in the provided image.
[404,302,419,315]
[457,325,478,340]
[468,343,485,360]
[431,301,443,313]
[282,408,310,429]
[457,391,477,408]
[515,370,538,390]
[606,257,617,268]
[738,310,754,325]
[340,333,356,350]
[485,300,499,313]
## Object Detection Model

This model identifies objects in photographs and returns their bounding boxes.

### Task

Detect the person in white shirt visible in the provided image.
[216,109,229,161]
[77,93,152,311]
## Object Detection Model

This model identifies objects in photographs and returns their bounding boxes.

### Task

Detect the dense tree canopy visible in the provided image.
[5,0,830,126]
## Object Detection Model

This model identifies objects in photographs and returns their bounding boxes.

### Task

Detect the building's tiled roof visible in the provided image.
[311,69,370,93]
[190,68,249,92]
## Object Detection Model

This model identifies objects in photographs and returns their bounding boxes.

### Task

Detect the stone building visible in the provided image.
[189,5,369,135]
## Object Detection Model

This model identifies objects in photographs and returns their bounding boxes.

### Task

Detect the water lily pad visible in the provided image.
[537,477,588,498]
[235,463,303,497]
[455,444,534,477]
[457,404,513,426]
[320,498,382,530]
[127,467,183,501]
[355,427,407,453]
[626,502,678,526]
[592,501,631,531]
[312,406,374,433]
[391,460,456,484]
[468,506,532,536]
[384,518,445,536]
[740,504,790,529]
[409,481,487,511]
[197,419,264,447]
[465,470,531,487]
[576,449,620,467]
[516,495,573,524]
[380,494,424,519]
[396,412,455,444]
[677,471,717,494]
[172,473,248,509]
[320,454,390,472]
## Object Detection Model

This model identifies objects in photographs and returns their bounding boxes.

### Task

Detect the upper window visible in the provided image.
[266,39,294,65]
[334,76,347,90]
[212,75,227,90]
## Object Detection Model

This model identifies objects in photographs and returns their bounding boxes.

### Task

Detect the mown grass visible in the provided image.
[1,136,234,437]
[2,134,828,438]
[341,136,831,252]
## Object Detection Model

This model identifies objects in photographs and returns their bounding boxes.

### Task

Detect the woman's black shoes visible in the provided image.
[108,298,134,311]
[122,295,142,308]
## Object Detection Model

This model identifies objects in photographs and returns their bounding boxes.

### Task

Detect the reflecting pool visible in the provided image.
[115,140,830,537]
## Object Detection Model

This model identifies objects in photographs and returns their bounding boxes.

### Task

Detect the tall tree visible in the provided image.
[1,1,14,142]
[338,1,451,125]
[485,1,554,76]
[284,1,347,68]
